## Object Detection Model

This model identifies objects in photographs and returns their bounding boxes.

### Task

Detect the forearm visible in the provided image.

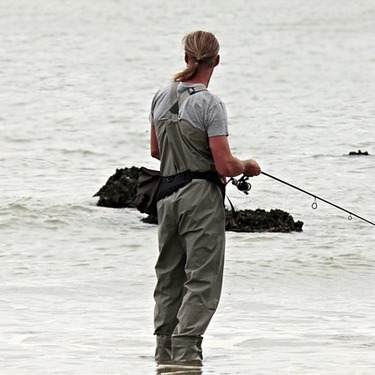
[209,135,260,177]
[151,148,160,160]
[150,124,160,160]
[217,155,245,177]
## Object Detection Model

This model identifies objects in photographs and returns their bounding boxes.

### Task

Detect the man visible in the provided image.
[149,30,261,366]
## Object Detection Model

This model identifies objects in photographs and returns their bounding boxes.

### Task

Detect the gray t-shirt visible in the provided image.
[149,82,228,137]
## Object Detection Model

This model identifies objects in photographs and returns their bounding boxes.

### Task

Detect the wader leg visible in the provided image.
[172,183,226,362]
[154,200,186,342]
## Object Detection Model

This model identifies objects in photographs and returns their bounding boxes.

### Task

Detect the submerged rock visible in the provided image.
[94,167,303,232]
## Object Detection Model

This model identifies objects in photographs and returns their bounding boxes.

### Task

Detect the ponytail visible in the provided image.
[173,31,220,82]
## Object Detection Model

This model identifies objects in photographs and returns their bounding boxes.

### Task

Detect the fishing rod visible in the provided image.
[260,171,375,227]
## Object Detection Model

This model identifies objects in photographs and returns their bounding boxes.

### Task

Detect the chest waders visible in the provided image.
[153,82,226,365]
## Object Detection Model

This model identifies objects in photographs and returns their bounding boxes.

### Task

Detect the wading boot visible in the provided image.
[171,336,203,366]
[155,334,172,364]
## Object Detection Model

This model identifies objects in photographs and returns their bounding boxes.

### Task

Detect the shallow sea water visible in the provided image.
[1,0,375,374]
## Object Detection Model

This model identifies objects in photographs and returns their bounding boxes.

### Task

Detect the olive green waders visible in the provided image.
[153,82,226,364]
[154,180,225,363]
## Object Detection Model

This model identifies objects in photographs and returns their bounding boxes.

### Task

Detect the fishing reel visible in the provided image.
[230,175,252,195]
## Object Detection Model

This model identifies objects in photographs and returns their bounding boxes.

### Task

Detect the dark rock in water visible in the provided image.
[348,150,369,156]
[225,208,303,233]
[93,166,140,208]
[94,166,303,232]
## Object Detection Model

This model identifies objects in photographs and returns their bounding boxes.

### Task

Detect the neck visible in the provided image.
[183,65,214,87]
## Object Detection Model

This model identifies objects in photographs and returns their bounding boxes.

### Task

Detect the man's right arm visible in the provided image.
[209,135,260,177]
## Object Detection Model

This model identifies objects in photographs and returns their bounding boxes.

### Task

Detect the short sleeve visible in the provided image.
[206,102,229,137]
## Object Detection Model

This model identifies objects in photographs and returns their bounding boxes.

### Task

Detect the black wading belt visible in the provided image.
[156,170,225,202]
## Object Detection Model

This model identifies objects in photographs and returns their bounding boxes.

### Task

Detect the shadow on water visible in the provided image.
[156,364,202,375]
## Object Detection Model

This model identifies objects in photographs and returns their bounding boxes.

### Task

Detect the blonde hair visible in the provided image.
[173,30,220,82]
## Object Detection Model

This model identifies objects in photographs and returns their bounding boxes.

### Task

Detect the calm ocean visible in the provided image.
[1,0,374,374]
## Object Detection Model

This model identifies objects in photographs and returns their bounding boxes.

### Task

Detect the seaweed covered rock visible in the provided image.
[94,166,304,232]
[93,166,140,208]
[225,208,303,233]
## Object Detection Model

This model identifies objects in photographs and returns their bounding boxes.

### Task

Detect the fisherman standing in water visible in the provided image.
[149,30,261,366]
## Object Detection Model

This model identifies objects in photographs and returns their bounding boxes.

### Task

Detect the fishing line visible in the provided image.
[260,171,375,227]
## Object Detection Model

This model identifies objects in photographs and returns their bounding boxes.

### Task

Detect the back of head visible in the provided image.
[173,30,220,82]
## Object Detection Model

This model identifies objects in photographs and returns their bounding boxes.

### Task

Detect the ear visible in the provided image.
[184,53,189,64]
[214,54,220,67]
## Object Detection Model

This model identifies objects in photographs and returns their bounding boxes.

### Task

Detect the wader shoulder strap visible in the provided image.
[169,83,207,116]
[169,82,179,119]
